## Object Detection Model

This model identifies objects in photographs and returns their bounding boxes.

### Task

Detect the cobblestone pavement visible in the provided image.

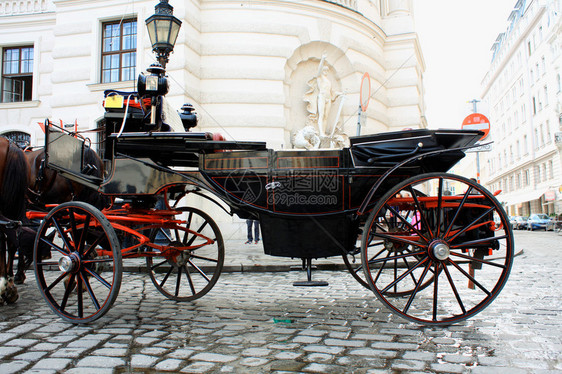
[0,230,560,373]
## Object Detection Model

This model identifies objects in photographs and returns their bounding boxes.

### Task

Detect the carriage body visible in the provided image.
[198,129,482,259]
[29,104,513,326]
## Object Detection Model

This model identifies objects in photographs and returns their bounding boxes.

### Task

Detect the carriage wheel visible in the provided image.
[146,207,224,301]
[34,202,122,323]
[361,173,513,325]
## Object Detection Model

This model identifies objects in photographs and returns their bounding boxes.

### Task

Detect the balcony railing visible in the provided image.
[0,0,53,16]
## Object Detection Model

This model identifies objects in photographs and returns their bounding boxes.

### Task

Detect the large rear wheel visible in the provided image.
[361,173,513,325]
[146,207,224,301]
[34,202,122,323]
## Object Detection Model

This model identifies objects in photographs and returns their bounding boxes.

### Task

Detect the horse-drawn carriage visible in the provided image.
[18,67,513,326]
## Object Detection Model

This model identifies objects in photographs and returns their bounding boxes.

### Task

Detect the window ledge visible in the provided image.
[87,81,136,93]
[0,100,41,109]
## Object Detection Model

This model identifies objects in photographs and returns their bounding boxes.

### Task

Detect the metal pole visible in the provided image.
[469,98,481,183]
[356,104,362,136]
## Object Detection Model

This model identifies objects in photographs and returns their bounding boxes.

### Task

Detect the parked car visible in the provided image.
[510,216,527,230]
[546,216,561,231]
[527,213,550,231]
[519,216,529,230]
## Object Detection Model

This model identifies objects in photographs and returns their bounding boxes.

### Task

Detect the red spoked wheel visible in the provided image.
[361,173,514,325]
[34,202,122,323]
[146,207,224,301]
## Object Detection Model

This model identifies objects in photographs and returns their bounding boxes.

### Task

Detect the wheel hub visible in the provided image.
[58,254,79,273]
[429,241,450,261]
[175,250,191,267]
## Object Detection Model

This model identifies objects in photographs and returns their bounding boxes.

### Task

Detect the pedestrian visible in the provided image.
[245,219,260,244]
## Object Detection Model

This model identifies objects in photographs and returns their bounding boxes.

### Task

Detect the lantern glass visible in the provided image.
[145,1,182,67]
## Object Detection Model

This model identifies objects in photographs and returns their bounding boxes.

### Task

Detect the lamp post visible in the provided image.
[137,1,182,129]
[145,0,182,69]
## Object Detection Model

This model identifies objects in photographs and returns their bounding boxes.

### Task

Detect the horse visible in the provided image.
[14,145,108,285]
[0,137,29,304]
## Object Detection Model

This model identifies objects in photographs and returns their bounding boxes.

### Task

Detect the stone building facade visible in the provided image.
[481,0,562,217]
[0,0,426,150]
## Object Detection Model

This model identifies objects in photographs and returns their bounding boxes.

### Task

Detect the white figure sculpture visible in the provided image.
[304,54,342,137]
[293,125,321,150]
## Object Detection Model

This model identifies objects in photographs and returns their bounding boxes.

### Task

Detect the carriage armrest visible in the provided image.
[108,132,267,166]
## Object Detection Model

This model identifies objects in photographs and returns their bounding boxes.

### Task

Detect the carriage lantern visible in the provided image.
[145,0,182,69]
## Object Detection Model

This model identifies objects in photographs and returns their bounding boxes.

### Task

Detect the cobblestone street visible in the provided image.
[0,230,560,373]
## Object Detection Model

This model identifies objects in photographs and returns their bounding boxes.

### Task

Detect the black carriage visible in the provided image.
[29,91,514,325]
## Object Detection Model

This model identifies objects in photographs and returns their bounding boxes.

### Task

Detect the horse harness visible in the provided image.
[27,151,76,206]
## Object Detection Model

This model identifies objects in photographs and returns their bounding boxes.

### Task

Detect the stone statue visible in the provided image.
[293,125,321,150]
[294,54,349,150]
[304,54,343,137]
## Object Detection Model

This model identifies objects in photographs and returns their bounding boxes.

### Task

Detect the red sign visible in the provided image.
[461,113,490,141]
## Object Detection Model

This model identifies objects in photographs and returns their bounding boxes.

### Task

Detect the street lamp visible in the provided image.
[145,0,182,69]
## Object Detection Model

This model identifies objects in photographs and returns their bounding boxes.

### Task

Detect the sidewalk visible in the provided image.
[122,239,351,274]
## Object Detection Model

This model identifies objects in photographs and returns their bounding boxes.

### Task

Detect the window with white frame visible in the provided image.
[101,19,137,83]
[1,46,33,103]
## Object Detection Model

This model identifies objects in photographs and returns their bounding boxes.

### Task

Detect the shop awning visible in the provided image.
[499,188,548,206]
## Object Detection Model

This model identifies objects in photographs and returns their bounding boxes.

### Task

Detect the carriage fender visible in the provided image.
[356,146,474,216]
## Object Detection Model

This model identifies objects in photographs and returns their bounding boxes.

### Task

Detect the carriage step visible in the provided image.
[293,280,329,287]
[292,258,328,287]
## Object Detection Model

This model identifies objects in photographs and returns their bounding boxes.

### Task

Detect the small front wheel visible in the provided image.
[34,202,122,323]
[146,207,224,301]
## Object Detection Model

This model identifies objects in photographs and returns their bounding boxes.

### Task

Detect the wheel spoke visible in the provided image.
[52,216,74,253]
[369,250,426,265]
[83,267,112,290]
[449,251,508,269]
[185,222,209,247]
[77,269,84,318]
[187,259,211,282]
[175,265,182,297]
[184,265,196,295]
[68,208,79,248]
[45,271,70,292]
[383,203,430,243]
[447,258,492,296]
[443,187,473,238]
[402,260,431,314]
[432,262,440,321]
[150,259,168,271]
[401,256,420,285]
[80,271,100,310]
[443,263,466,314]
[447,206,496,243]
[450,235,508,250]
[372,232,424,249]
[190,254,218,263]
[78,214,92,255]
[159,265,174,288]
[407,186,433,240]
[60,274,75,312]
[436,177,443,237]
[380,257,428,294]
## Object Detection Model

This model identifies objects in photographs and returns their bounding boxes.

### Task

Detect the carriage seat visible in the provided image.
[103,90,196,133]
